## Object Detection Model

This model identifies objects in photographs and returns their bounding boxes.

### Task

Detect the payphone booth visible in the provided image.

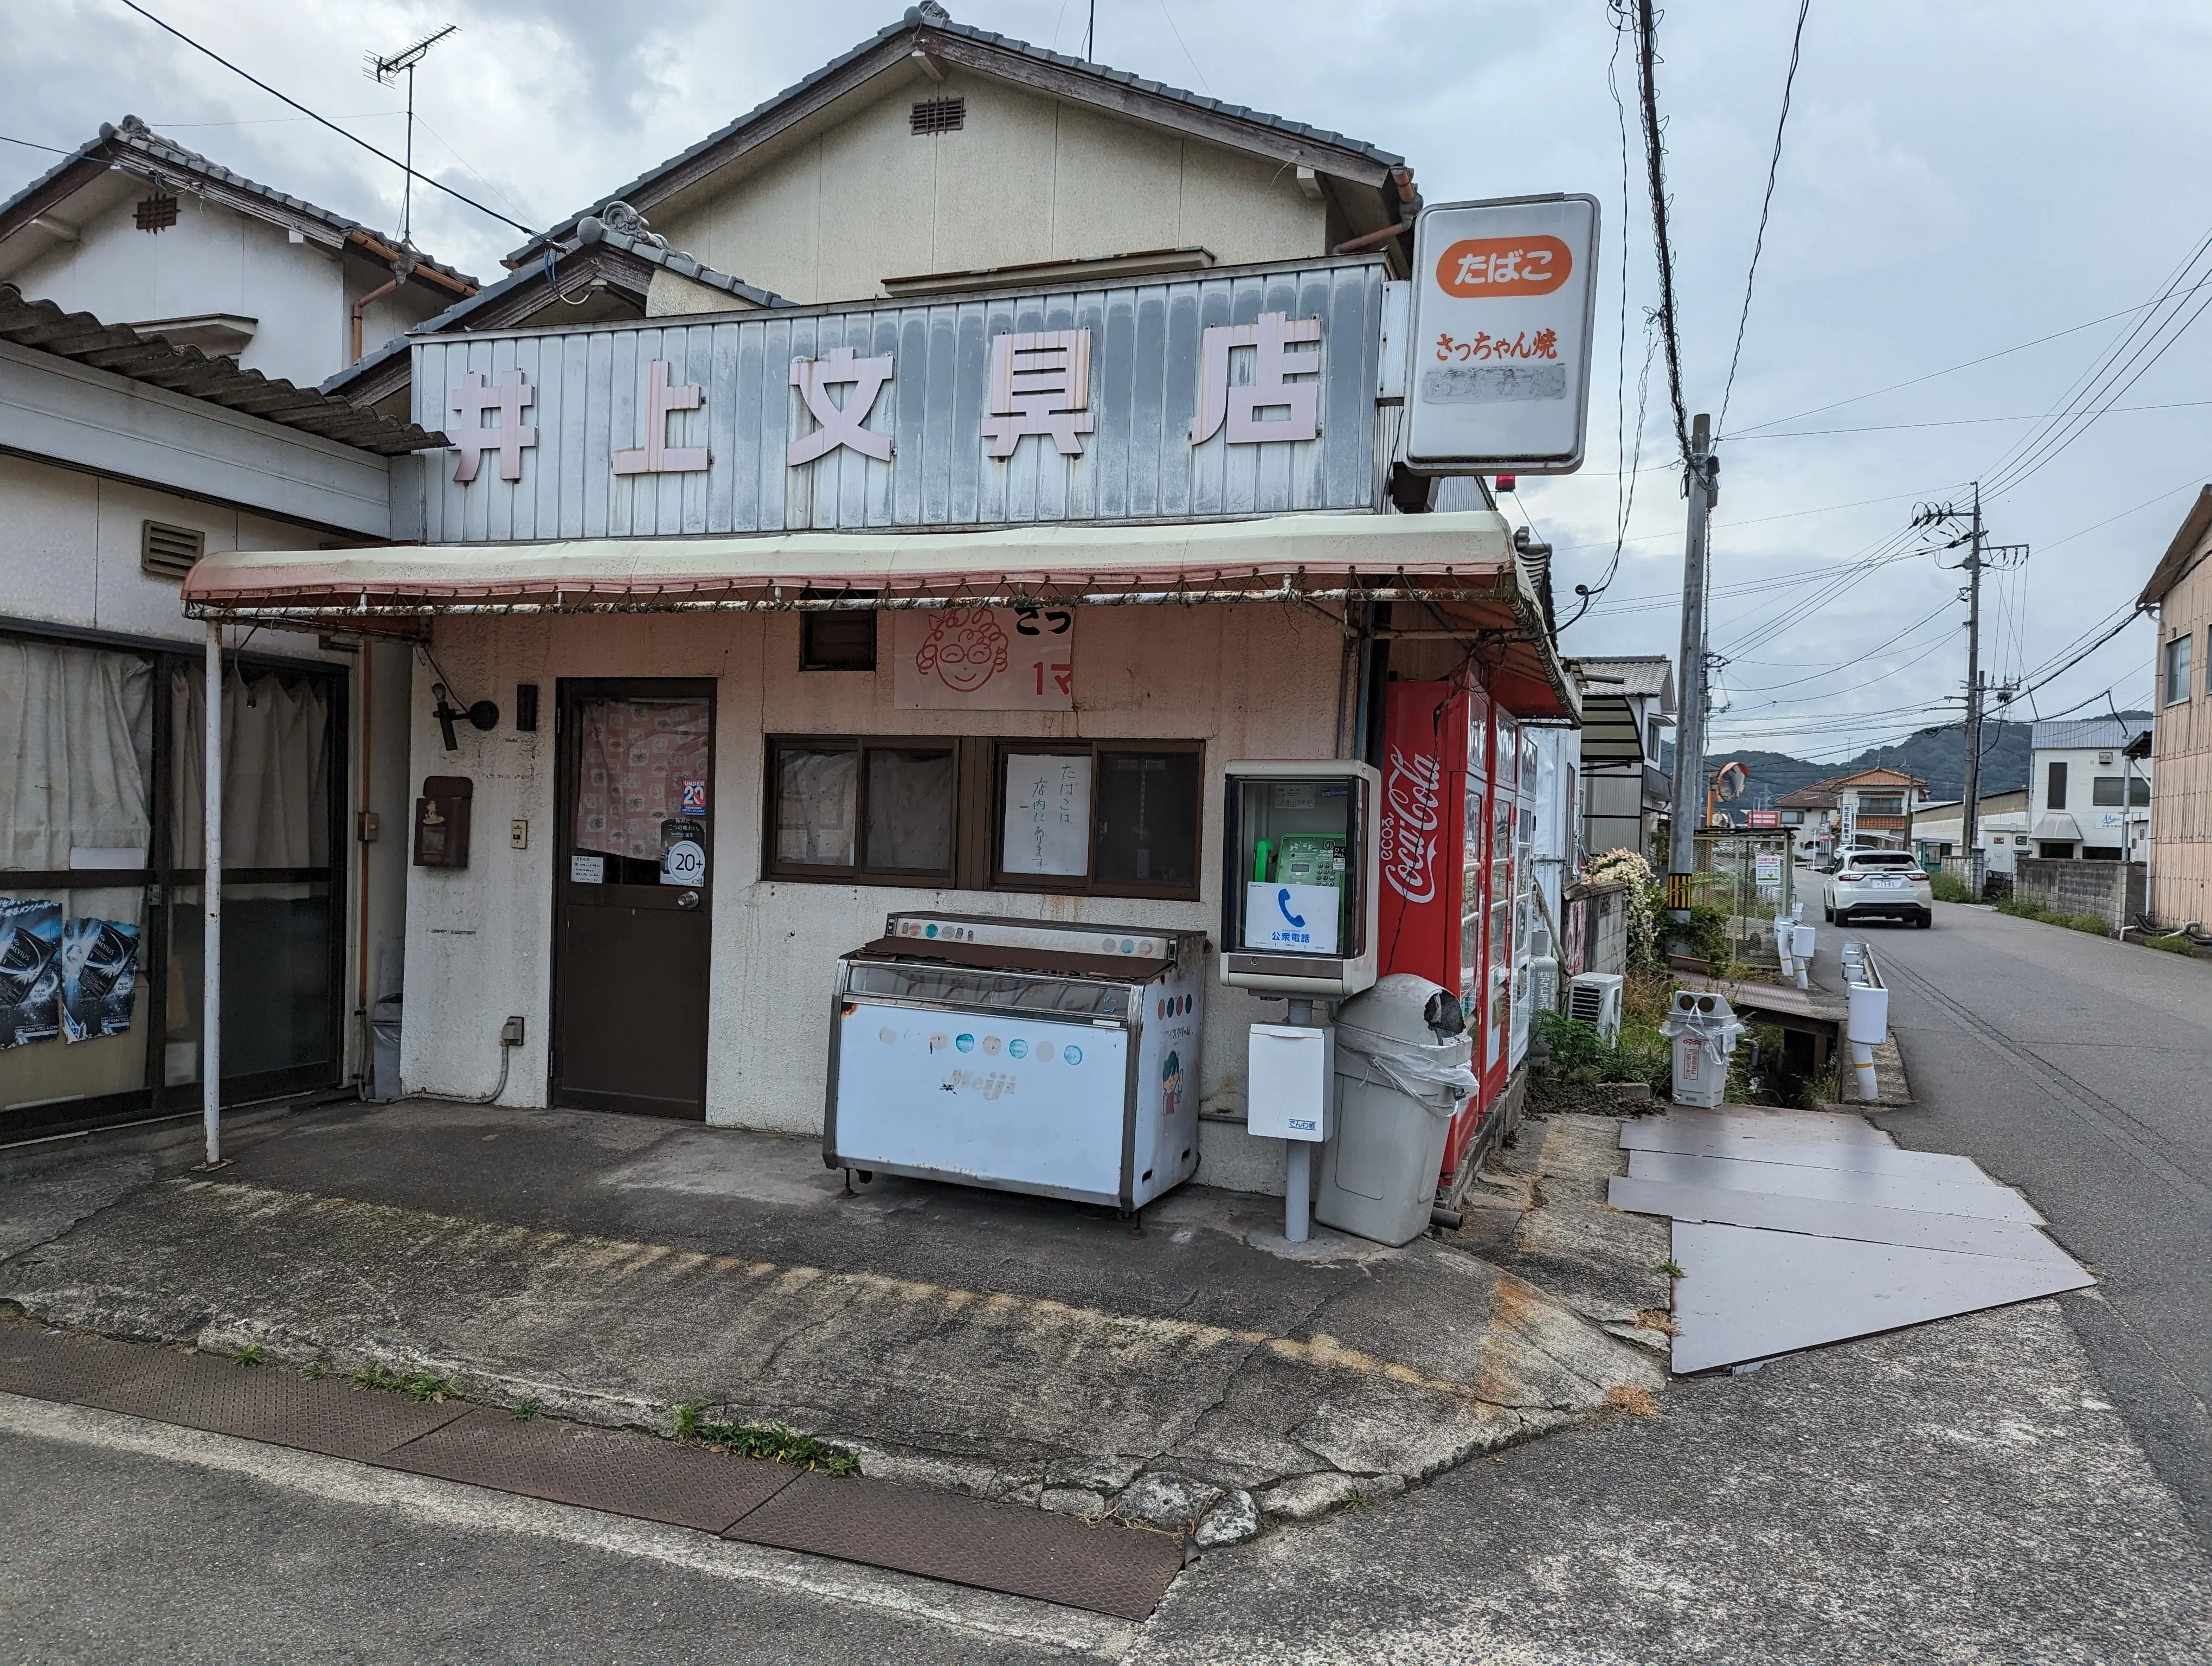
[1220,760,1381,1240]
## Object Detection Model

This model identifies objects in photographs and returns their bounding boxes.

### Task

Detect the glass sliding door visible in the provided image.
[0,624,345,1140]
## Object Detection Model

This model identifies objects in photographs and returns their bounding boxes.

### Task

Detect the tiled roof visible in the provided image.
[323,209,789,400]
[1577,656,1675,706]
[0,117,476,293]
[1,283,439,456]
[506,4,1408,267]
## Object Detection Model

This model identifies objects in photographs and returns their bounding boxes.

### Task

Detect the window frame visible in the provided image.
[2164,632,2193,706]
[988,738,1205,901]
[761,733,962,886]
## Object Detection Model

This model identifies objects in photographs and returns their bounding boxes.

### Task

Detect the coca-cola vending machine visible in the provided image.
[1378,678,1516,1185]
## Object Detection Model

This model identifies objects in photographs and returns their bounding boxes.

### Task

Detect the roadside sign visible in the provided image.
[1404,194,1601,473]
[1747,809,1780,828]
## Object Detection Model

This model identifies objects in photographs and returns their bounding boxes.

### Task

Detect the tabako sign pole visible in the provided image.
[1403,194,1602,473]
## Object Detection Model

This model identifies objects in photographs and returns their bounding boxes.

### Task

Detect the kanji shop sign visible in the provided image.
[413,258,1384,541]
[1404,195,1600,474]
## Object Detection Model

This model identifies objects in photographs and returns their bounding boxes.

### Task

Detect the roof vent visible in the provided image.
[141,520,203,581]
[135,193,179,233]
[911,96,965,135]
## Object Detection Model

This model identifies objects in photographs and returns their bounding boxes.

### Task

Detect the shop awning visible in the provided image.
[183,511,1580,720]
[2030,813,2082,843]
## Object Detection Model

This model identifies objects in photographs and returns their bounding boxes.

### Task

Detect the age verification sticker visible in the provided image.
[678,778,708,815]
[659,840,705,886]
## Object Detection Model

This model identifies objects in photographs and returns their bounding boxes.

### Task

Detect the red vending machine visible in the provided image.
[1378,678,1510,1186]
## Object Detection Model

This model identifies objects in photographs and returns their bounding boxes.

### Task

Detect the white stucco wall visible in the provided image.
[397,600,1349,1193]
[12,189,449,388]
[655,67,1329,305]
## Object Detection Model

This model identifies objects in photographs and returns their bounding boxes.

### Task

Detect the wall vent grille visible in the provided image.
[135,194,179,233]
[910,97,965,135]
[142,520,204,581]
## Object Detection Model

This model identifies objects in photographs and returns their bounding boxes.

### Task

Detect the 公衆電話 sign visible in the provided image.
[1404,194,1601,474]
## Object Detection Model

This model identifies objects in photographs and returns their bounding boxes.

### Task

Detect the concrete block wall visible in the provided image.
[2014,858,2145,929]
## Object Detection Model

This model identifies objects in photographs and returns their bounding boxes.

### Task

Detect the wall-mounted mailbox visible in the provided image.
[414,776,473,868]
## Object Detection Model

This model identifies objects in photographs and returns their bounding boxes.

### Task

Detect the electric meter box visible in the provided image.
[1219,759,1382,998]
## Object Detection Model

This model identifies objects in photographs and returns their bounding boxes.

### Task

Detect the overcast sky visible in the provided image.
[7,1,2207,762]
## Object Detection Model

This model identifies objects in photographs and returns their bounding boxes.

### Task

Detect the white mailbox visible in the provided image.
[1247,1022,1335,1143]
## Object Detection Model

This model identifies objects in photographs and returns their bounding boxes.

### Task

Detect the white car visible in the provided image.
[1824,847,1933,928]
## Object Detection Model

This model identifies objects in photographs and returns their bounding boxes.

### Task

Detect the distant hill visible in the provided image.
[1654,716,2149,805]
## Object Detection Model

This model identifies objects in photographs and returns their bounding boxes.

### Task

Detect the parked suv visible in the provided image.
[1824,848,1933,927]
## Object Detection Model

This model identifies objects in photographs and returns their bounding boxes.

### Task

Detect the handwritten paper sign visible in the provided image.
[1001,754,1092,877]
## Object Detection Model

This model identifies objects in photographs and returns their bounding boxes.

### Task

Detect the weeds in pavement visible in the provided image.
[1532,1010,1672,1100]
[351,1366,458,1402]
[233,1344,263,1367]
[1342,1491,1372,1511]
[673,1402,858,1475]
[1928,870,1977,904]
[1994,896,2111,937]
[2146,932,2198,957]
[1604,1385,1661,1417]
[300,1361,326,1380]
[1658,1259,1686,1279]
[512,1399,540,1420]
[1635,1309,1680,1337]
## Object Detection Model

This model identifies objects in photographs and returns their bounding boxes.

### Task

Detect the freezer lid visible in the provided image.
[848,935,1172,982]
[882,912,1199,967]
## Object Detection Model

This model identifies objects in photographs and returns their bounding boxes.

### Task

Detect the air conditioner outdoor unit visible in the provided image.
[1566,972,1625,1046]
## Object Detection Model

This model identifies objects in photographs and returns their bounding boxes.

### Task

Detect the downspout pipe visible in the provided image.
[1332,167,1419,258]
[202,619,223,1166]
[350,253,417,364]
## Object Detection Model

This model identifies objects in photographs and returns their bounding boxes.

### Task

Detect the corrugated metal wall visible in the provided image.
[412,260,1385,543]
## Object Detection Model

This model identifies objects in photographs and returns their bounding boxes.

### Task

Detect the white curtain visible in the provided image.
[0,640,152,873]
[170,667,331,869]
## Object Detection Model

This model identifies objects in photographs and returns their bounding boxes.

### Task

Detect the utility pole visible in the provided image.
[1666,413,1720,921]
[1961,482,1984,860]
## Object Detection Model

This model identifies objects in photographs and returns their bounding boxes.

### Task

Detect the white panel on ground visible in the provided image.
[1621,1127,1990,1181]
[1668,1221,2095,1374]
[1606,1176,2071,1263]
[1620,1106,1894,1148]
[1625,1149,2044,1224]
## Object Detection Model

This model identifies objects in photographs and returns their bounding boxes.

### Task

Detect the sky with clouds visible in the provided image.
[5,1,2208,761]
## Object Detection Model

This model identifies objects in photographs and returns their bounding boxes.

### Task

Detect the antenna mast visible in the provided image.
[366,24,458,245]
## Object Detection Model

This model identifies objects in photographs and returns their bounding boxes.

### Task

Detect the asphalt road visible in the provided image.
[1817,892,2212,1545]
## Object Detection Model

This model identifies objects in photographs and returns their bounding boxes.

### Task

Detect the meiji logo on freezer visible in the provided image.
[1381,744,1443,905]
[947,1068,1018,1101]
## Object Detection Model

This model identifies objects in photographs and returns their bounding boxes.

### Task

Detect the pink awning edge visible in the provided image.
[183,512,1517,608]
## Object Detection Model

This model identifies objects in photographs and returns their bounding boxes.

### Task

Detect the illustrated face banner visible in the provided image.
[894,607,1074,710]
[0,899,62,1048]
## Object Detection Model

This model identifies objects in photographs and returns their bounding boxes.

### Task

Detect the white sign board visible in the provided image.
[1002,753,1092,877]
[894,607,1074,710]
[1243,882,1342,954]
[1404,194,1601,473]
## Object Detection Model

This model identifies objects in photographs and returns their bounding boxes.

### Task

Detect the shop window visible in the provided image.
[2091,776,2150,808]
[800,611,877,672]
[766,738,953,882]
[994,741,1203,899]
[2046,761,2067,810]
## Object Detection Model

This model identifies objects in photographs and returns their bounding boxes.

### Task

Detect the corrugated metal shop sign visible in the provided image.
[411,257,1386,542]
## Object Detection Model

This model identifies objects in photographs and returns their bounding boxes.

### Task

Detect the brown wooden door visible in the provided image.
[550,680,715,1119]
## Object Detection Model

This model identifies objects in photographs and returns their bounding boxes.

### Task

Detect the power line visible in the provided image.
[111,0,537,238]
[0,134,73,155]
[1732,396,2212,440]
[1717,0,1811,434]
[1624,0,1692,465]
[1727,275,2212,438]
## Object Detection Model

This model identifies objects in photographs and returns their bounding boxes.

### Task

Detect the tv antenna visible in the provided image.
[365,24,458,245]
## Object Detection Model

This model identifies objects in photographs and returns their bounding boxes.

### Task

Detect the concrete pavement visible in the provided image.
[1822,898,2212,1544]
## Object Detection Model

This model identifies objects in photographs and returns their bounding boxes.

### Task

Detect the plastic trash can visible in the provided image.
[1316,975,1477,1245]
[1659,989,1748,1109]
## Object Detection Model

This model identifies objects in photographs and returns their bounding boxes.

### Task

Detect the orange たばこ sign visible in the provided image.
[1435,236,1573,298]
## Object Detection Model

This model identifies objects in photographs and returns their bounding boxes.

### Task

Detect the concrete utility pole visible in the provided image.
[1959,482,1985,858]
[1667,413,1719,920]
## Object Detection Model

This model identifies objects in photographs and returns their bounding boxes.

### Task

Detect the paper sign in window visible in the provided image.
[1002,753,1091,877]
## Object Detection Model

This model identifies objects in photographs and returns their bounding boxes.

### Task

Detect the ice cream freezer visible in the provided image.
[824,912,1207,1211]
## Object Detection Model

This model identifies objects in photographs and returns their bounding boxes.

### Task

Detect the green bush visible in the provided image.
[1534,1011,1673,1095]
[1994,896,2110,937]
[1928,870,1976,904]
[2147,933,2198,956]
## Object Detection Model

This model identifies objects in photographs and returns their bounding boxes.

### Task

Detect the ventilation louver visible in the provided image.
[911,97,965,135]
[141,520,204,581]
[135,194,179,233]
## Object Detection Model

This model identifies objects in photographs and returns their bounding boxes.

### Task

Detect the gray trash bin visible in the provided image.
[1316,974,1477,1246]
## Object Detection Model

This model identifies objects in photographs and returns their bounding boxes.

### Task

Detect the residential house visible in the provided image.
[0,283,435,1139]
[0,116,475,389]
[2136,488,2210,925]
[1912,787,2030,876]
[1776,778,1837,861]
[1573,655,1673,862]
[189,4,1574,1209]
[2028,715,2152,861]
